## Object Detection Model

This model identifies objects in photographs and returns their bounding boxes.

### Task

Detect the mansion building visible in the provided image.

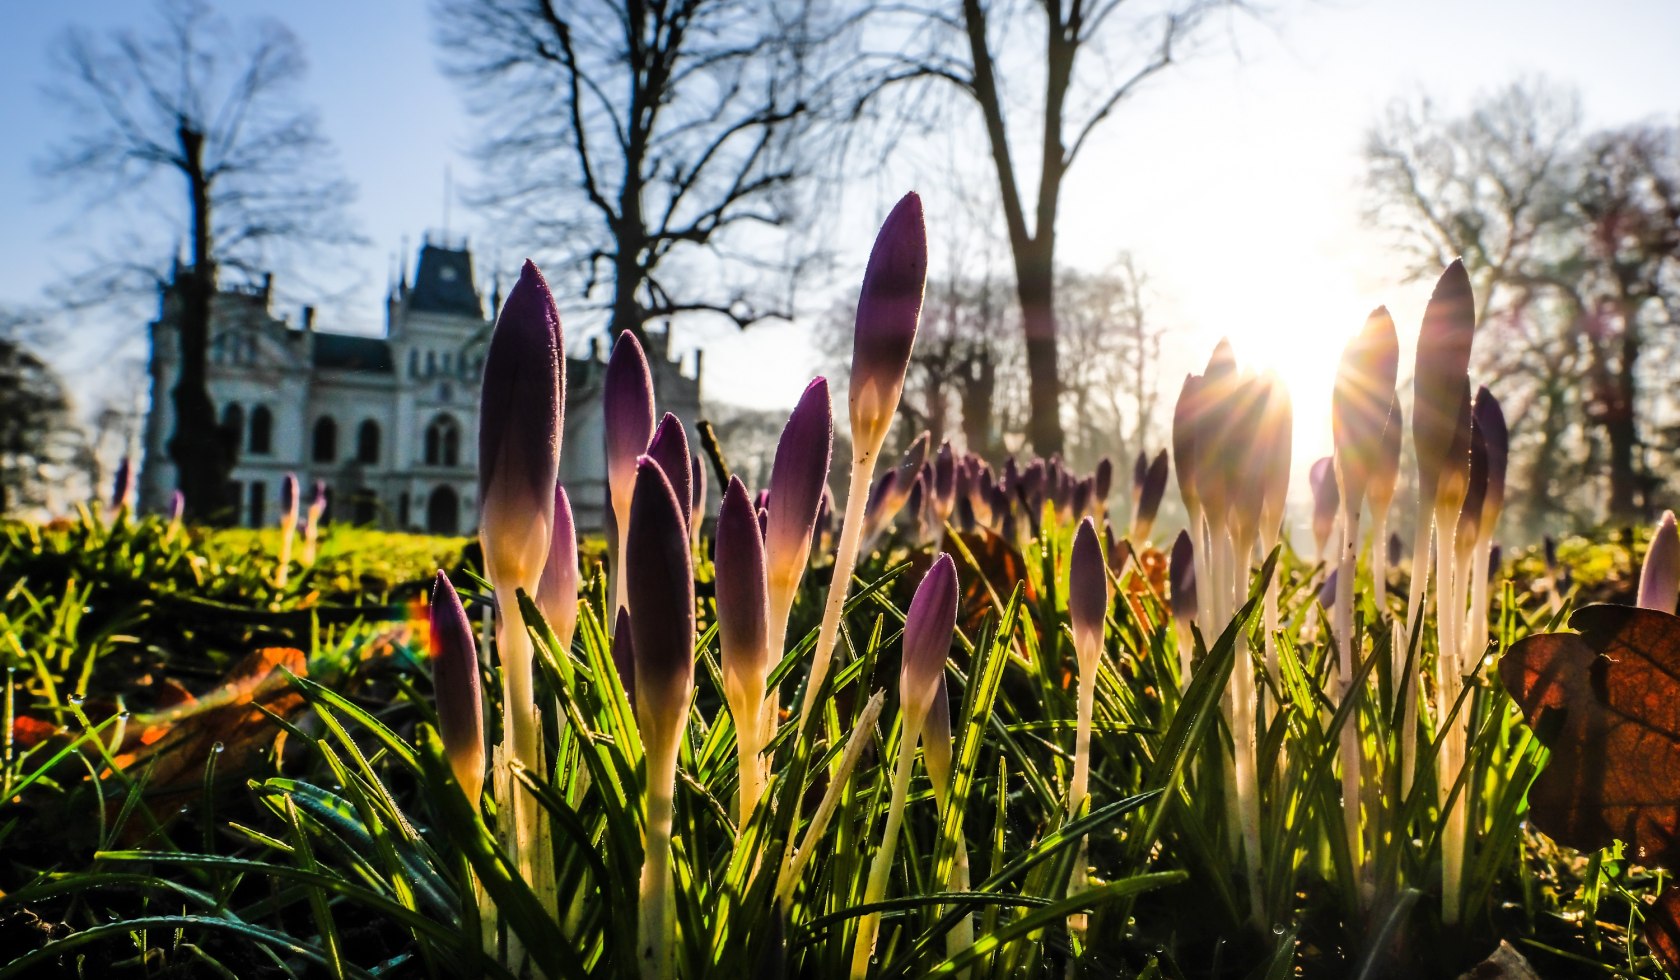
[139,237,703,535]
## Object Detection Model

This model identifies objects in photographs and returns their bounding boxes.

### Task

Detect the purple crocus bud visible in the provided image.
[1638,511,1680,614]
[1413,260,1477,510]
[1069,518,1109,670]
[1456,409,1491,550]
[430,571,485,804]
[1331,307,1400,513]
[310,480,327,517]
[765,379,833,616]
[111,457,132,510]
[605,333,656,526]
[1132,450,1169,541]
[646,414,693,533]
[1071,478,1092,523]
[1094,458,1113,513]
[1388,532,1403,568]
[932,441,956,521]
[280,472,299,523]
[478,260,564,593]
[901,553,958,733]
[1310,456,1340,560]
[1488,543,1503,583]
[1472,386,1509,542]
[626,457,696,747]
[716,477,770,738]
[1318,568,1340,610]
[850,193,927,456]
[1169,530,1197,624]
[536,484,580,654]
[1105,523,1132,578]
[1130,452,1149,515]
[167,489,184,525]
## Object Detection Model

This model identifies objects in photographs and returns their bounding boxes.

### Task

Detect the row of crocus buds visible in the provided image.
[851,554,958,978]
[1168,341,1293,928]
[476,260,565,923]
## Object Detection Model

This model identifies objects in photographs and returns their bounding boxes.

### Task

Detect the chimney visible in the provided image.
[302,305,316,331]
[588,335,599,361]
[262,273,274,306]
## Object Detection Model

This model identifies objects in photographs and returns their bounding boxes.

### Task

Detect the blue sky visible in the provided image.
[3,0,1678,468]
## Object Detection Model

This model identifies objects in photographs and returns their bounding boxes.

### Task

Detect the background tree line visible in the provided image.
[1364,77,1680,537]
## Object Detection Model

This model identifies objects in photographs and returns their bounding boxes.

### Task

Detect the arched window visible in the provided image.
[425,351,437,377]
[249,406,273,455]
[313,417,338,463]
[356,420,381,465]
[221,404,244,452]
[426,485,460,534]
[424,414,461,467]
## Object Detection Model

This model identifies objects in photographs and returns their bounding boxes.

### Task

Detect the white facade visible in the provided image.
[140,238,703,534]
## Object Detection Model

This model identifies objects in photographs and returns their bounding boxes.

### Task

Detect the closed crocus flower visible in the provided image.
[1413,260,1477,512]
[765,379,833,631]
[625,456,696,979]
[850,193,927,458]
[1331,307,1400,516]
[933,441,957,521]
[167,489,184,526]
[536,484,580,655]
[1388,532,1404,568]
[1472,387,1509,542]
[1170,530,1197,625]
[430,571,485,804]
[715,476,771,819]
[627,457,696,745]
[604,331,656,626]
[478,260,564,595]
[1256,374,1293,547]
[302,481,327,564]
[1094,458,1113,516]
[1132,450,1169,542]
[1170,529,1197,684]
[647,414,693,534]
[613,607,637,711]
[901,553,959,733]
[1369,395,1403,524]
[1069,518,1109,671]
[1639,511,1680,614]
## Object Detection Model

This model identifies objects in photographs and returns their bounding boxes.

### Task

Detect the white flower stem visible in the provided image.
[1335,502,1362,874]
[851,720,920,980]
[799,456,878,733]
[639,742,680,980]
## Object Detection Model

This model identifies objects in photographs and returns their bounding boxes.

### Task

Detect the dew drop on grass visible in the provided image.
[1272,923,1286,936]
[67,694,84,706]
[116,710,130,720]
[211,741,225,754]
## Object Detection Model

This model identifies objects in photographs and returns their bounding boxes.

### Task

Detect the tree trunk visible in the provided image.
[166,125,234,523]
[1015,244,1063,457]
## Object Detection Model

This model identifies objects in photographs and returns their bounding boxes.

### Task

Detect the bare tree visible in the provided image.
[856,0,1248,457]
[38,0,359,520]
[436,0,846,344]
[1365,79,1680,528]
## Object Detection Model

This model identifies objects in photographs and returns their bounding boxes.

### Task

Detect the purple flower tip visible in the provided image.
[1638,510,1680,615]
[478,260,564,589]
[1169,530,1197,623]
[626,456,696,744]
[280,473,299,515]
[850,192,927,451]
[430,571,485,802]
[604,331,656,517]
[901,552,958,729]
[765,378,833,586]
[646,414,693,532]
[1068,518,1109,661]
[716,476,770,710]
